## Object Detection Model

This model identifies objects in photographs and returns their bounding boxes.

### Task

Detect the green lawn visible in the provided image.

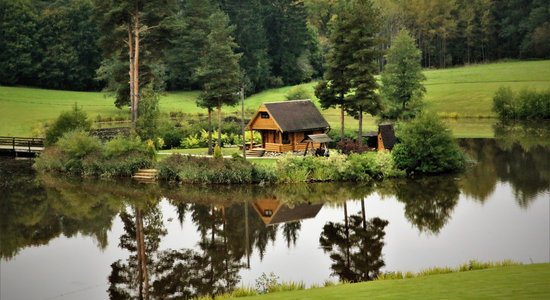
[1,60,549,137]
[242,263,550,300]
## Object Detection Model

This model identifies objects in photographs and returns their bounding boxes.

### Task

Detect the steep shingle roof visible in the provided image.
[264,100,330,132]
[268,203,324,225]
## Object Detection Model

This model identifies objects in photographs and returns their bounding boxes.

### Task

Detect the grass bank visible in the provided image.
[2,60,549,137]
[241,263,550,300]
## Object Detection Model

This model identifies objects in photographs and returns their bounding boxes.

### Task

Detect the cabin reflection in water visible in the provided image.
[252,199,324,226]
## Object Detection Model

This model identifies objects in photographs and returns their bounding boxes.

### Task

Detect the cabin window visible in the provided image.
[282,132,290,144]
[263,209,273,217]
[260,112,270,119]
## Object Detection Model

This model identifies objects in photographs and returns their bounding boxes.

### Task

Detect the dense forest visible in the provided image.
[1,0,548,94]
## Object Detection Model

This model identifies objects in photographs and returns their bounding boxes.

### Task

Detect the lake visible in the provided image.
[1,137,549,300]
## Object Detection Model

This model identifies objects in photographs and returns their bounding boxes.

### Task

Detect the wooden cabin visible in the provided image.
[251,199,324,226]
[245,100,330,153]
[364,124,397,151]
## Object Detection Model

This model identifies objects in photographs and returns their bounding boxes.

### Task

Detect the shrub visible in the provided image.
[213,145,223,159]
[158,120,184,148]
[35,131,153,176]
[276,152,402,183]
[341,153,373,181]
[285,85,312,100]
[56,130,101,159]
[392,114,465,174]
[493,87,550,120]
[136,85,160,140]
[45,104,91,145]
[104,135,147,157]
[156,155,274,184]
[181,134,202,148]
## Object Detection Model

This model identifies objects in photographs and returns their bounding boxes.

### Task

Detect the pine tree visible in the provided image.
[314,0,354,140]
[344,0,383,143]
[381,29,426,120]
[196,10,242,149]
[165,0,216,90]
[316,0,382,142]
[221,0,271,93]
[94,0,176,126]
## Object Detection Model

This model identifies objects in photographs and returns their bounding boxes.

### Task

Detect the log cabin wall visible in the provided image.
[246,100,330,153]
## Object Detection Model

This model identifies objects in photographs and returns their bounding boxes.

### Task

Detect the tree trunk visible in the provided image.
[340,103,345,140]
[217,101,222,147]
[133,8,140,124]
[361,199,366,230]
[343,202,350,270]
[136,209,142,300]
[135,208,149,300]
[128,26,135,127]
[207,108,213,155]
[357,108,363,145]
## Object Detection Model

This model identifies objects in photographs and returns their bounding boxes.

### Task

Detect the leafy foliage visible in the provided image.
[156,154,275,184]
[36,131,152,176]
[381,29,426,120]
[136,84,160,140]
[275,152,404,183]
[320,213,389,282]
[285,85,313,100]
[392,114,465,174]
[45,104,91,145]
[493,87,550,120]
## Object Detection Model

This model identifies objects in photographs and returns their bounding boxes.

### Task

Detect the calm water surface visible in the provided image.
[1,138,549,300]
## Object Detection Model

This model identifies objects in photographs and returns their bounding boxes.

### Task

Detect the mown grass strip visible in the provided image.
[239,263,549,300]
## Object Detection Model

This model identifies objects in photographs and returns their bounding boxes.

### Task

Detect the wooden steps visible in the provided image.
[132,169,158,182]
[246,148,265,158]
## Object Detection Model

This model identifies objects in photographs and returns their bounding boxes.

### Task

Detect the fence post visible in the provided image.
[12,138,15,151]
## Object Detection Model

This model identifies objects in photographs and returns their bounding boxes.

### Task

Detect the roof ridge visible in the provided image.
[263,99,312,104]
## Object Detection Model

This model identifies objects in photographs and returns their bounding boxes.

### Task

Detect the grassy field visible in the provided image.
[1,60,549,137]
[241,263,550,300]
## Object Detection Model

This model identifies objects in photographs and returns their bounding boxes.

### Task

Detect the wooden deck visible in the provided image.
[0,136,45,157]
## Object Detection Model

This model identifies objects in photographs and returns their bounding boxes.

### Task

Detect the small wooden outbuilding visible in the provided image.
[364,124,396,151]
[245,100,331,153]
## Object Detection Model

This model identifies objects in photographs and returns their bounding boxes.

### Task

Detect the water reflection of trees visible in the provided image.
[110,201,245,300]
[319,200,388,282]
[460,138,550,207]
[383,176,460,234]
[0,164,123,259]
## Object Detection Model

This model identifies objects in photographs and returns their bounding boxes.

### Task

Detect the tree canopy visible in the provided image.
[381,29,426,120]
[0,0,547,95]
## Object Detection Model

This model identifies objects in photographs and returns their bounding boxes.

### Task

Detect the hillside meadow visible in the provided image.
[1,60,549,137]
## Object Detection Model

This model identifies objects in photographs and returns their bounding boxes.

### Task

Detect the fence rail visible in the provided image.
[0,136,45,156]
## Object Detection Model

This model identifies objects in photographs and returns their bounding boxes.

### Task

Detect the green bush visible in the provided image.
[392,114,465,174]
[213,145,223,159]
[156,154,275,184]
[276,152,403,183]
[56,130,101,159]
[285,85,312,100]
[35,131,153,176]
[104,135,147,157]
[493,87,550,120]
[45,104,91,145]
[157,154,255,184]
